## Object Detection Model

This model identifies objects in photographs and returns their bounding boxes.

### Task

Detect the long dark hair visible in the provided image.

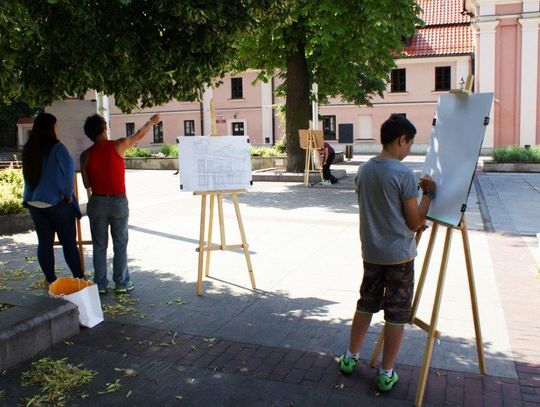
[22,113,59,189]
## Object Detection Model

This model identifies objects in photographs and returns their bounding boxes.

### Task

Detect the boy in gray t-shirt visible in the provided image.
[339,115,436,392]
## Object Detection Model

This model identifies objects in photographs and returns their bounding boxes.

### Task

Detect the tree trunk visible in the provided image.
[285,42,310,173]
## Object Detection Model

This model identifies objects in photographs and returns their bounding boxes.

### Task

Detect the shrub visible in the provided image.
[159,144,178,158]
[492,145,540,162]
[0,167,25,215]
[274,137,286,154]
[250,146,279,157]
[124,146,152,158]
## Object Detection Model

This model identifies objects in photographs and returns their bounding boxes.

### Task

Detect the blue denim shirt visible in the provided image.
[23,142,81,217]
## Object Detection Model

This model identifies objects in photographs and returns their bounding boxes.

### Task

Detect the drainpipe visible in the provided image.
[199,101,204,136]
[271,76,275,144]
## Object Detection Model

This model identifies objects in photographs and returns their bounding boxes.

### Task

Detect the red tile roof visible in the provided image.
[416,0,471,25]
[403,0,473,57]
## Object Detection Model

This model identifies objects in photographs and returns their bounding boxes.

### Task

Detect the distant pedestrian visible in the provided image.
[22,113,84,284]
[80,113,160,294]
[320,141,337,185]
[338,115,436,392]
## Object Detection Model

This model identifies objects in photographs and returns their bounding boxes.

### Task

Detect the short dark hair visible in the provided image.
[83,114,106,141]
[380,114,416,146]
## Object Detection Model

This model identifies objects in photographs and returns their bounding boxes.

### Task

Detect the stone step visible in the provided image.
[0,291,79,370]
[252,168,347,183]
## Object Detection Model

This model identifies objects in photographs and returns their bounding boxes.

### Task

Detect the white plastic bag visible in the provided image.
[49,277,104,328]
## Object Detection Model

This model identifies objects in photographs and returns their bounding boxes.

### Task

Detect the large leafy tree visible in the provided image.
[0,0,252,112]
[235,0,421,172]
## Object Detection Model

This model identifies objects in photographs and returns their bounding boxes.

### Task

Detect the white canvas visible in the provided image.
[46,100,98,171]
[423,93,493,227]
[178,136,252,192]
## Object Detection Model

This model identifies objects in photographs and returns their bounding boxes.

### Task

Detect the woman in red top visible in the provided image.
[81,113,160,294]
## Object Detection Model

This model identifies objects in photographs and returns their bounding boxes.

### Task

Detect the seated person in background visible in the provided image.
[320,141,337,185]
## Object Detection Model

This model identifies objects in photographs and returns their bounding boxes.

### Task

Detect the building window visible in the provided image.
[184,120,195,136]
[153,121,163,143]
[125,122,135,137]
[231,77,243,99]
[391,113,407,118]
[322,115,336,140]
[435,66,451,91]
[390,68,406,93]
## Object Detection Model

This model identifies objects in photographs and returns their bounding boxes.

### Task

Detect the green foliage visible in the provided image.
[234,0,421,171]
[250,146,279,157]
[124,146,152,158]
[0,1,253,112]
[159,144,178,158]
[492,146,540,162]
[125,145,178,158]
[235,0,421,105]
[274,136,286,153]
[0,167,25,215]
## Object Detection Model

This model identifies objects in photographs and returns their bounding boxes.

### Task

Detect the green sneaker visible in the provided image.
[114,280,134,294]
[338,355,358,374]
[376,371,398,392]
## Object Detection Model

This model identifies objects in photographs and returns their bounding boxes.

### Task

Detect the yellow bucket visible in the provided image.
[49,277,94,296]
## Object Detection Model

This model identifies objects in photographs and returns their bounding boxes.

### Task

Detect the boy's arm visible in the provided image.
[402,175,436,231]
[115,114,160,157]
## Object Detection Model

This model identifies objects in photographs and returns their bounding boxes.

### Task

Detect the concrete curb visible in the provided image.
[483,161,540,172]
[252,169,347,183]
[0,291,80,370]
[0,212,33,236]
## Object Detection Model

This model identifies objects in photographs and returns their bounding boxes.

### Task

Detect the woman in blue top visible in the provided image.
[22,113,84,284]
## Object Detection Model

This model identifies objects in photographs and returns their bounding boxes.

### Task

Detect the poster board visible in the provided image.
[46,100,98,171]
[177,135,252,192]
[299,129,324,149]
[423,93,493,227]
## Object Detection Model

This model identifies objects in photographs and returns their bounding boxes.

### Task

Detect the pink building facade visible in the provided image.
[466,0,540,147]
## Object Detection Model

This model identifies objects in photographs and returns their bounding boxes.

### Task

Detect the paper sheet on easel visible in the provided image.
[177,135,252,192]
[423,93,493,226]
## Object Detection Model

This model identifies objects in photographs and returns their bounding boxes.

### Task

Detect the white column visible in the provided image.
[519,18,540,146]
[202,87,213,136]
[474,20,499,148]
[261,79,273,144]
[311,83,319,130]
[523,0,540,13]
[455,58,470,89]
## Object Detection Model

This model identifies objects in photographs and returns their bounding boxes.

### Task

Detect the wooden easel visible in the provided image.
[299,129,324,186]
[369,215,485,407]
[194,98,256,295]
[53,174,92,274]
[195,189,256,295]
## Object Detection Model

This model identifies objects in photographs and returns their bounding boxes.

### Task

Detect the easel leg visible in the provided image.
[217,194,226,248]
[204,194,215,277]
[369,329,385,367]
[197,194,207,296]
[304,145,310,186]
[232,193,256,289]
[76,217,85,274]
[460,217,486,374]
[411,223,439,319]
[416,226,453,407]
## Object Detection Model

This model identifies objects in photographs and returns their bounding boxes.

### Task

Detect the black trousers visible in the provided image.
[322,151,337,183]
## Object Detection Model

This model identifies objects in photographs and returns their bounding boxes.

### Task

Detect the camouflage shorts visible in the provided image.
[356,260,414,324]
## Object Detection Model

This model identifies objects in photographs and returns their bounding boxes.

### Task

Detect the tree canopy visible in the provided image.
[1,0,422,171]
[0,0,252,112]
[235,0,422,171]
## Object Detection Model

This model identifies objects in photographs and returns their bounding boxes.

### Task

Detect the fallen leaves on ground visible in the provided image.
[21,357,96,406]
